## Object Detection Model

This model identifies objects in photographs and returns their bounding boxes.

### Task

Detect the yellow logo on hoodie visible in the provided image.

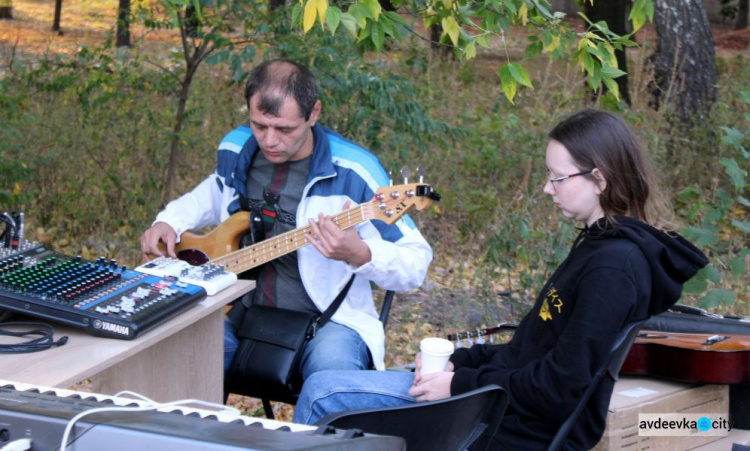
[539,287,563,321]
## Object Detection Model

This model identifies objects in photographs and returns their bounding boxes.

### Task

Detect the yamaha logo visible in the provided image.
[95,321,130,336]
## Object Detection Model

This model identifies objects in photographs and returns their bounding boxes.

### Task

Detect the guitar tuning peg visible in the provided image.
[400,166,412,184]
[415,165,425,183]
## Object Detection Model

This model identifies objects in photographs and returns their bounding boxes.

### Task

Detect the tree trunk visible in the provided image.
[52,0,62,33]
[647,0,717,125]
[584,0,632,105]
[0,0,12,20]
[116,0,131,48]
[737,0,749,30]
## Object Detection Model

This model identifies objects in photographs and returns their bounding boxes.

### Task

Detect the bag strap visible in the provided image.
[315,274,356,331]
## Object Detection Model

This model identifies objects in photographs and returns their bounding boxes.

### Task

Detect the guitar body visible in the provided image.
[157,212,250,266]
[621,331,750,384]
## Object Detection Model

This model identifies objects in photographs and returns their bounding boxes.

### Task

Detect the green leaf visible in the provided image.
[705,264,722,283]
[682,271,707,293]
[732,219,750,233]
[362,0,381,21]
[739,196,750,207]
[339,12,359,36]
[602,76,620,100]
[464,40,477,60]
[525,40,543,59]
[600,65,627,79]
[629,0,654,31]
[507,62,533,88]
[499,65,517,103]
[720,157,746,191]
[326,6,342,33]
[697,288,735,309]
[681,225,720,247]
[370,20,385,50]
[719,126,745,149]
[383,10,408,26]
[205,49,230,64]
[728,255,747,278]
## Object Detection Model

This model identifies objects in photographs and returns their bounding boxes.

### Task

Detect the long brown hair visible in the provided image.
[549,109,670,227]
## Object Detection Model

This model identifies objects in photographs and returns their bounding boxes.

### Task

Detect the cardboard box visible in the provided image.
[593,376,729,451]
[688,428,750,450]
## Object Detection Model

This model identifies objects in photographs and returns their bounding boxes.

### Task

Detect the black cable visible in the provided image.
[0,322,69,353]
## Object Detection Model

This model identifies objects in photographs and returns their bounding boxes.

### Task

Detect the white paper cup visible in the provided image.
[420,337,455,375]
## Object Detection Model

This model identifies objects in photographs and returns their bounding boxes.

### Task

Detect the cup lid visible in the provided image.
[420,337,454,355]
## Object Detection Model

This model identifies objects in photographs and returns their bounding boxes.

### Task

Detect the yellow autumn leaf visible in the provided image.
[303,0,317,33]
[519,2,528,25]
[543,34,560,53]
[441,15,460,47]
[12,183,21,195]
[315,0,328,26]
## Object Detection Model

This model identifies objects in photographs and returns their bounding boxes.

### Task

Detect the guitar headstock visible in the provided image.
[368,183,441,225]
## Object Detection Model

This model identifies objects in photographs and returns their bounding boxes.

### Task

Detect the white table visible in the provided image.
[0,280,254,403]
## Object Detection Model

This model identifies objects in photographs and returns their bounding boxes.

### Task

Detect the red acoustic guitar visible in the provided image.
[620,331,750,384]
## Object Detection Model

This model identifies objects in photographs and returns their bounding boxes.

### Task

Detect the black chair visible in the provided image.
[316,384,508,451]
[547,319,646,451]
[224,290,395,419]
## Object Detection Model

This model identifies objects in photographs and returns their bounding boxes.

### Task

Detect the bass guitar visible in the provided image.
[153,183,440,275]
[620,330,750,384]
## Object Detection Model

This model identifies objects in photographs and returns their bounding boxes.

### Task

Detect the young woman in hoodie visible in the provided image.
[291,108,709,450]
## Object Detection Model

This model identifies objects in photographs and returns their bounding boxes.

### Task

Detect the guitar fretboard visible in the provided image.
[212,203,373,274]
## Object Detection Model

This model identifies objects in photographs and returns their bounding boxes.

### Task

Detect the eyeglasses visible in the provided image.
[547,170,592,192]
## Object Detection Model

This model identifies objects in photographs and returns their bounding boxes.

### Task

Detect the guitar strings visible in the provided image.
[212,203,371,273]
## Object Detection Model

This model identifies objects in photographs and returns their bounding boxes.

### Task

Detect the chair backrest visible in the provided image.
[547,319,646,451]
[316,384,508,451]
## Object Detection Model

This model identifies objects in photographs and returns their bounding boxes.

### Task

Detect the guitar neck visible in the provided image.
[210,203,374,274]
[446,323,518,342]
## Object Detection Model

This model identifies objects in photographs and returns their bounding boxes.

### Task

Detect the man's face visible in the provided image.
[248,93,321,164]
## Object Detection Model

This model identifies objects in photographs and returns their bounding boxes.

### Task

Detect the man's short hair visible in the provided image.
[244,58,318,120]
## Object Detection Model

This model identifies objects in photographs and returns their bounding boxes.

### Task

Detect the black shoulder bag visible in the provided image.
[227,274,356,394]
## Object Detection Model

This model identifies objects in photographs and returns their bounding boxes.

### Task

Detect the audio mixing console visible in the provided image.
[0,241,207,339]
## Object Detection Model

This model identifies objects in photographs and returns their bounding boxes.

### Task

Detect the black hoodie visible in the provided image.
[449,216,708,450]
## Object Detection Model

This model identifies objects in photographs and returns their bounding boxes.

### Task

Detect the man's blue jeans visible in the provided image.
[292,369,416,424]
[224,318,371,381]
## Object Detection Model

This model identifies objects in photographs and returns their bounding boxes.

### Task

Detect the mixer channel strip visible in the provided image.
[135,256,237,296]
[0,243,206,339]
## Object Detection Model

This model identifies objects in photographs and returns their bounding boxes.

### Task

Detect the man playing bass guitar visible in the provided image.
[140,58,433,380]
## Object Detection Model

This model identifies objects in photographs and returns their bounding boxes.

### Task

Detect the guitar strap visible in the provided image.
[238,193,266,247]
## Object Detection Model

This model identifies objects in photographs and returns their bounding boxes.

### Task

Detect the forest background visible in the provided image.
[1,0,749,418]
